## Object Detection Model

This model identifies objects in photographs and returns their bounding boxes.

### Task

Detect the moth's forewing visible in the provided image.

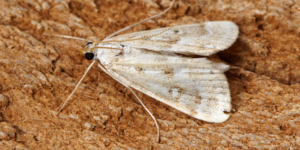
[107,21,239,56]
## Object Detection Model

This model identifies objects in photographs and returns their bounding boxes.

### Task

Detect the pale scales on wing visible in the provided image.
[94,44,232,123]
[105,21,239,56]
[91,21,238,122]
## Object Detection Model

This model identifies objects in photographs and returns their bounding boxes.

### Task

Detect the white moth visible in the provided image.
[92,21,237,122]
[49,0,239,142]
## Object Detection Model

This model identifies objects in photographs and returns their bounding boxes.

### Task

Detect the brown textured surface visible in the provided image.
[0,0,300,149]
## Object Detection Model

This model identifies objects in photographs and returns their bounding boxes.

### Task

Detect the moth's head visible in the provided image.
[80,42,95,60]
[80,41,124,60]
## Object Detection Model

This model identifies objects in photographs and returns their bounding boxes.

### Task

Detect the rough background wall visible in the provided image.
[0,0,300,149]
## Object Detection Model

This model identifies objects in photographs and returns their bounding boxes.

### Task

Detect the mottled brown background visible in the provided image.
[0,0,300,149]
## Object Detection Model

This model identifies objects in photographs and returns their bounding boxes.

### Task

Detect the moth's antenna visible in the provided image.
[96,63,160,142]
[57,60,97,115]
[90,46,123,52]
[43,34,92,42]
[103,0,175,40]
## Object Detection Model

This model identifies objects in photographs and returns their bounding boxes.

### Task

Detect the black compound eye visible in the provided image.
[86,42,93,46]
[85,52,94,60]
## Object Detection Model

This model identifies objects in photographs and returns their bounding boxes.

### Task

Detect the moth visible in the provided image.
[49,0,239,142]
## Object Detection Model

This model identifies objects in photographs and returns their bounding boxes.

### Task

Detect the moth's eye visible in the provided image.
[85,52,94,60]
[86,42,93,46]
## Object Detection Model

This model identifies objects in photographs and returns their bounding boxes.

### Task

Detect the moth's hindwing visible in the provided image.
[98,47,232,123]
[106,21,239,56]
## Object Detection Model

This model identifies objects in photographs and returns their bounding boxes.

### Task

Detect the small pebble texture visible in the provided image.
[1,0,300,149]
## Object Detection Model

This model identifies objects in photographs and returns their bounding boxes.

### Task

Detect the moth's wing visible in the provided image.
[106,21,238,56]
[103,48,232,123]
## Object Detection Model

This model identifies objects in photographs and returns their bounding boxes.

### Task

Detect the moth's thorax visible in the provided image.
[92,43,124,64]
[93,43,122,56]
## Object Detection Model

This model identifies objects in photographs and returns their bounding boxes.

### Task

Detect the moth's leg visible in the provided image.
[57,60,97,115]
[104,0,175,40]
[127,87,160,143]
[96,63,160,142]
